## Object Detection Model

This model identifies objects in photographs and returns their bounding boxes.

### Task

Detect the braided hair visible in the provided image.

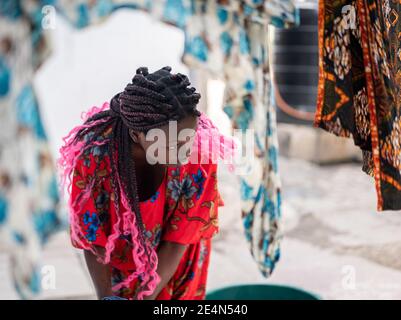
[59,66,201,299]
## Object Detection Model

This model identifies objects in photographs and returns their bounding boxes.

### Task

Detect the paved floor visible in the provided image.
[2,154,401,300]
[209,156,401,300]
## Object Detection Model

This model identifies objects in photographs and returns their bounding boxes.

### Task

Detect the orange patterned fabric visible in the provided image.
[315,0,401,210]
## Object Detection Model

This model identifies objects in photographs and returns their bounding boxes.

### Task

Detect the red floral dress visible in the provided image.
[69,136,224,300]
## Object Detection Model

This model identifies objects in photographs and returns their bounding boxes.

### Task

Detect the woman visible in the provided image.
[58,66,233,300]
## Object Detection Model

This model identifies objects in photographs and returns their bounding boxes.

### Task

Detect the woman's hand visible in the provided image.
[143,240,188,300]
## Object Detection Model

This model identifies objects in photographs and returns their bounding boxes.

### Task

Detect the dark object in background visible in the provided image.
[272,1,318,125]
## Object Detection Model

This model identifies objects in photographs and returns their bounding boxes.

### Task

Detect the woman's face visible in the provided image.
[132,115,199,166]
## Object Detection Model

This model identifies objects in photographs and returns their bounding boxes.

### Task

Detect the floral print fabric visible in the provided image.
[315,0,401,210]
[0,1,62,299]
[70,123,223,299]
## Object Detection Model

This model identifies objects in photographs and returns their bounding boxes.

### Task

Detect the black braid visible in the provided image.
[72,66,201,297]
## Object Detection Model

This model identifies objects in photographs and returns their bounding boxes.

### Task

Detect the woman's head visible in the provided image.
[130,114,198,166]
[118,66,201,166]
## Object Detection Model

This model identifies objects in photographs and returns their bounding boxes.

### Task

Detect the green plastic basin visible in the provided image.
[206,284,320,300]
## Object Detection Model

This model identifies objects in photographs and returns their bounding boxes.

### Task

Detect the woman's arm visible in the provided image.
[83,241,187,300]
[84,247,113,299]
[143,240,188,300]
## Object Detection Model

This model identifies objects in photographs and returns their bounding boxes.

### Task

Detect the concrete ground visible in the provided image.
[2,152,401,299]
[210,155,401,300]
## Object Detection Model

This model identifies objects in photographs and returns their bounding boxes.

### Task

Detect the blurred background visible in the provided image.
[2,0,401,300]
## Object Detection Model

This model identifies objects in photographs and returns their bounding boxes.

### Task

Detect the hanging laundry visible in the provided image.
[57,0,299,278]
[315,0,401,211]
[177,0,298,276]
[0,1,63,299]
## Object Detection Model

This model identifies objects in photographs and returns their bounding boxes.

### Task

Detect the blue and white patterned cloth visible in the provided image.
[0,0,63,299]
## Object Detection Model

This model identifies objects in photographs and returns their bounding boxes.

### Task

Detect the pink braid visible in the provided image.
[190,112,237,170]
